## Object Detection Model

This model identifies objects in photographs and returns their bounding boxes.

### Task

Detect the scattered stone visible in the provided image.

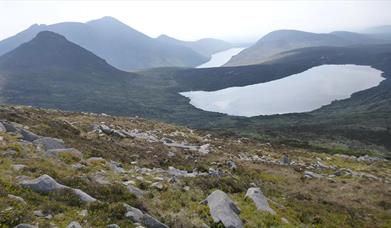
[204,190,243,228]
[245,187,276,215]
[110,160,125,173]
[281,154,290,165]
[124,204,144,223]
[19,174,96,202]
[227,160,237,170]
[20,129,40,142]
[33,137,66,151]
[126,184,145,198]
[86,157,107,165]
[1,121,18,133]
[11,164,26,172]
[0,122,6,132]
[150,182,164,190]
[304,171,323,179]
[198,144,210,155]
[45,148,83,159]
[357,155,386,163]
[107,224,120,228]
[67,221,82,228]
[183,186,190,191]
[79,209,88,217]
[7,194,27,205]
[281,217,289,224]
[167,151,175,157]
[143,214,169,228]
[15,224,37,228]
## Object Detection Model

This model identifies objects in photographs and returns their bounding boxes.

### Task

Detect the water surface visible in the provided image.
[180,64,385,117]
[197,47,246,68]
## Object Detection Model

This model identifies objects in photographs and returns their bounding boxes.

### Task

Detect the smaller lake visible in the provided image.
[197,47,246,68]
[180,64,385,117]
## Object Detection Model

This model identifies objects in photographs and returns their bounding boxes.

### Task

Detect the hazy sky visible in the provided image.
[1,0,391,42]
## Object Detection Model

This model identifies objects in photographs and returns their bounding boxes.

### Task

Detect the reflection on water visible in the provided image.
[196,47,246,68]
[180,65,385,117]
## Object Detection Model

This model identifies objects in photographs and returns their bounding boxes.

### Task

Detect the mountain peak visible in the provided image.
[0,31,117,72]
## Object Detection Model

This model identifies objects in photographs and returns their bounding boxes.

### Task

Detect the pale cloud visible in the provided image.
[0,0,390,42]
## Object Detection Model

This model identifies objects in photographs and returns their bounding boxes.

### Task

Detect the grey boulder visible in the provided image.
[204,190,243,228]
[245,187,275,215]
[33,137,66,151]
[143,214,169,228]
[19,174,96,202]
[14,224,37,228]
[20,129,40,142]
[45,148,83,159]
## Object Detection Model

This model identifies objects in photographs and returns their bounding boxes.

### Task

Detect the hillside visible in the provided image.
[0,104,389,227]
[0,17,208,71]
[224,29,382,67]
[157,35,235,57]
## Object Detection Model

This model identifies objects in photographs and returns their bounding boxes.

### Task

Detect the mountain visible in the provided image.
[0,31,144,112]
[0,16,208,71]
[364,25,391,34]
[224,29,382,66]
[0,31,118,73]
[157,34,235,57]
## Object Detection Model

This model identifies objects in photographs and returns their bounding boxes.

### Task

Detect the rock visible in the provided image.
[99,124,113,134]
[91,172,110,185]
[198,144,210,155]
[8,194,27,205]
[67,221,82,228]
[1,121,18,133]
[19,174,66,193]
[127,184,145,198]
[227,160,237,170]
[183,186,190,191]
[357,155,385,163]
[45,148,83,159]
[143,214,169,228]
[304,171,323,179]
[79,209,88,217]
[33,137,66,151]
[107,225,120,228]
[72,188,96,202]
[20,129,40,142]
[14,224,37,228]
[11,164,26,172]
[204,190,243,228]
[150,182,164,190]
[281,154,290,165]
[110,160,125,173]
[124,204,144,223]
[19,174,96,202]
[0,122,6,132]
[167,151,175,157]
[244,187,275,215]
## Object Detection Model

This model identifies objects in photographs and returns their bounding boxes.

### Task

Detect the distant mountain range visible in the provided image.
[157,35,236,57]
[224,29,387,67]
[0,17,233,71]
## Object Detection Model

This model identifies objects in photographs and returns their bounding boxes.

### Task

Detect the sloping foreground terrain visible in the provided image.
[0,105,390,227]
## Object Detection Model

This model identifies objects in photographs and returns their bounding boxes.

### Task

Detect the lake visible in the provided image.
[196,47,246,68]
[180,64,385,117]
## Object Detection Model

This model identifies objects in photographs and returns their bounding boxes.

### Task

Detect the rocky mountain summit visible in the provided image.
[0,105,390,227]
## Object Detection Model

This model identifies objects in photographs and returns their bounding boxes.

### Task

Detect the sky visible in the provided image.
[0,0,391,42]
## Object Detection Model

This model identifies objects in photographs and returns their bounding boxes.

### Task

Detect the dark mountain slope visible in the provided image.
[0,31,144,112]
[0,17,208,71]
[157,34,235,57]
[224,29,382,66]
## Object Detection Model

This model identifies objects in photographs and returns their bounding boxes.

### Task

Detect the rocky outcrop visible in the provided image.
[204,190,243,228]
[18,174,96,202]
[45,148,83,159]
[245,187,275,215]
